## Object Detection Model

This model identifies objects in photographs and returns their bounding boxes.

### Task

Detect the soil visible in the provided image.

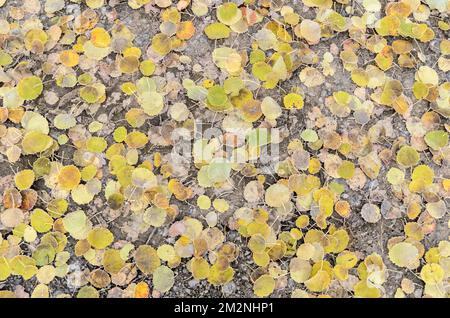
[0,0,448,298]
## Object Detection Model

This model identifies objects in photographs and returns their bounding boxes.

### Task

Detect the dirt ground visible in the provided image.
[0,0,449,298]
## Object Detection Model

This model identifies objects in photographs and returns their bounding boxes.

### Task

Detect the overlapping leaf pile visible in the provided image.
[0,0,449,298]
